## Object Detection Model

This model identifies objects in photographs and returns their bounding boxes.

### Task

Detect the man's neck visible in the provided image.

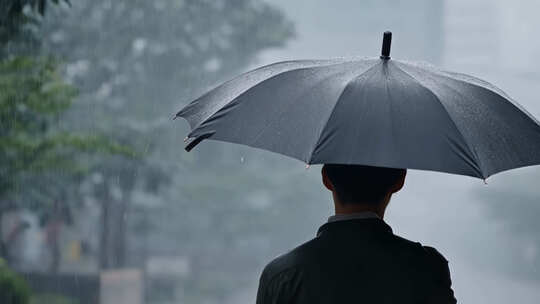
[332,193,389,219]
[334,205,385,219]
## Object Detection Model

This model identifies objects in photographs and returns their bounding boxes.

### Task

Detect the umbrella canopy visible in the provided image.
[175,32,540,179]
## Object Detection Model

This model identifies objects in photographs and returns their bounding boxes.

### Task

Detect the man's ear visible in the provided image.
[322,166,334,191]
[390,169,407,193]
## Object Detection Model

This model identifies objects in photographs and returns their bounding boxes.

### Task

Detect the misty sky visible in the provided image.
[244,1,540,303]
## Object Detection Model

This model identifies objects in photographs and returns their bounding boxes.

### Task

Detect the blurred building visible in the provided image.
[443,0,540,71]
[444,0,540,284]
[443,0,499,69]
[262,0,446,64]
[443,0,540,116]
[356,0,446,64]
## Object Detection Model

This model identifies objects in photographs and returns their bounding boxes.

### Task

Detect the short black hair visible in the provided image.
[323,164,406,205]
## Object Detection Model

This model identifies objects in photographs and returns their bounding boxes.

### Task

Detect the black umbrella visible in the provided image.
[175,32,540,179]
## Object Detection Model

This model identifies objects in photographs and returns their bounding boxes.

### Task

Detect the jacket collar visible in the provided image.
[316,217,393,237]
[327,211,380,223]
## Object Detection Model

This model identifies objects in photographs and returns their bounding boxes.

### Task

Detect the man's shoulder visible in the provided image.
[392,234,449,263]
[422,245,449,262]
[391,234,451,283]
[260,230,450,285]
[260,237,320,283]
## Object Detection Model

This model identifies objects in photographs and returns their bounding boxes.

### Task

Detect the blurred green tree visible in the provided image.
[38,0,294,266]
[38,0,300,301]
[0,56,76,199]
[0,55,131,268]
[0,0,70,58]
[0,0,132,271]
[0,258,31,304]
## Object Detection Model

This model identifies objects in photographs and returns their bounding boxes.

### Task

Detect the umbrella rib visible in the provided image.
[185,59,370,138]
[176,61,320,128]
[393,63,486,177]
[402,62,540,127]
[307,61,383,164]
[246,68,367,154]
[382,62,398,165]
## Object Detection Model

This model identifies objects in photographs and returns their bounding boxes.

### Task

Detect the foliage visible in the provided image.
[0,259,31,304]
[0,52,135,273]
[0,56,75,200]
[37,0,295,274]
[0,56,132,205]
[2,0,305,302]
[0,0,70,58]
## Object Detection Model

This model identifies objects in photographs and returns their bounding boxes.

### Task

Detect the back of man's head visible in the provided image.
[322,164,406,205]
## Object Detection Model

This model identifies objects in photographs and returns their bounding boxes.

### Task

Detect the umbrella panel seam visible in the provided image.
[307,61,383,164]
[393,62,486,178]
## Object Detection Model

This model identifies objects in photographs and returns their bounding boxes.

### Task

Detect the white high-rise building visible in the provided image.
[444,0,540,72]
[443,0,540,116]
[496,0,540,71]
[443,0,500,70]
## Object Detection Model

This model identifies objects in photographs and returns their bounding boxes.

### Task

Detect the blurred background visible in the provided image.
[1,0,539,303]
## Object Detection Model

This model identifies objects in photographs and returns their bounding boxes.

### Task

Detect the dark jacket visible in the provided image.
[256,218,456,304]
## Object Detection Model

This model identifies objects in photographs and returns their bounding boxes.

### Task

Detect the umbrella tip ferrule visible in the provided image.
[380,31,392,60]
[184,130,216,152]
